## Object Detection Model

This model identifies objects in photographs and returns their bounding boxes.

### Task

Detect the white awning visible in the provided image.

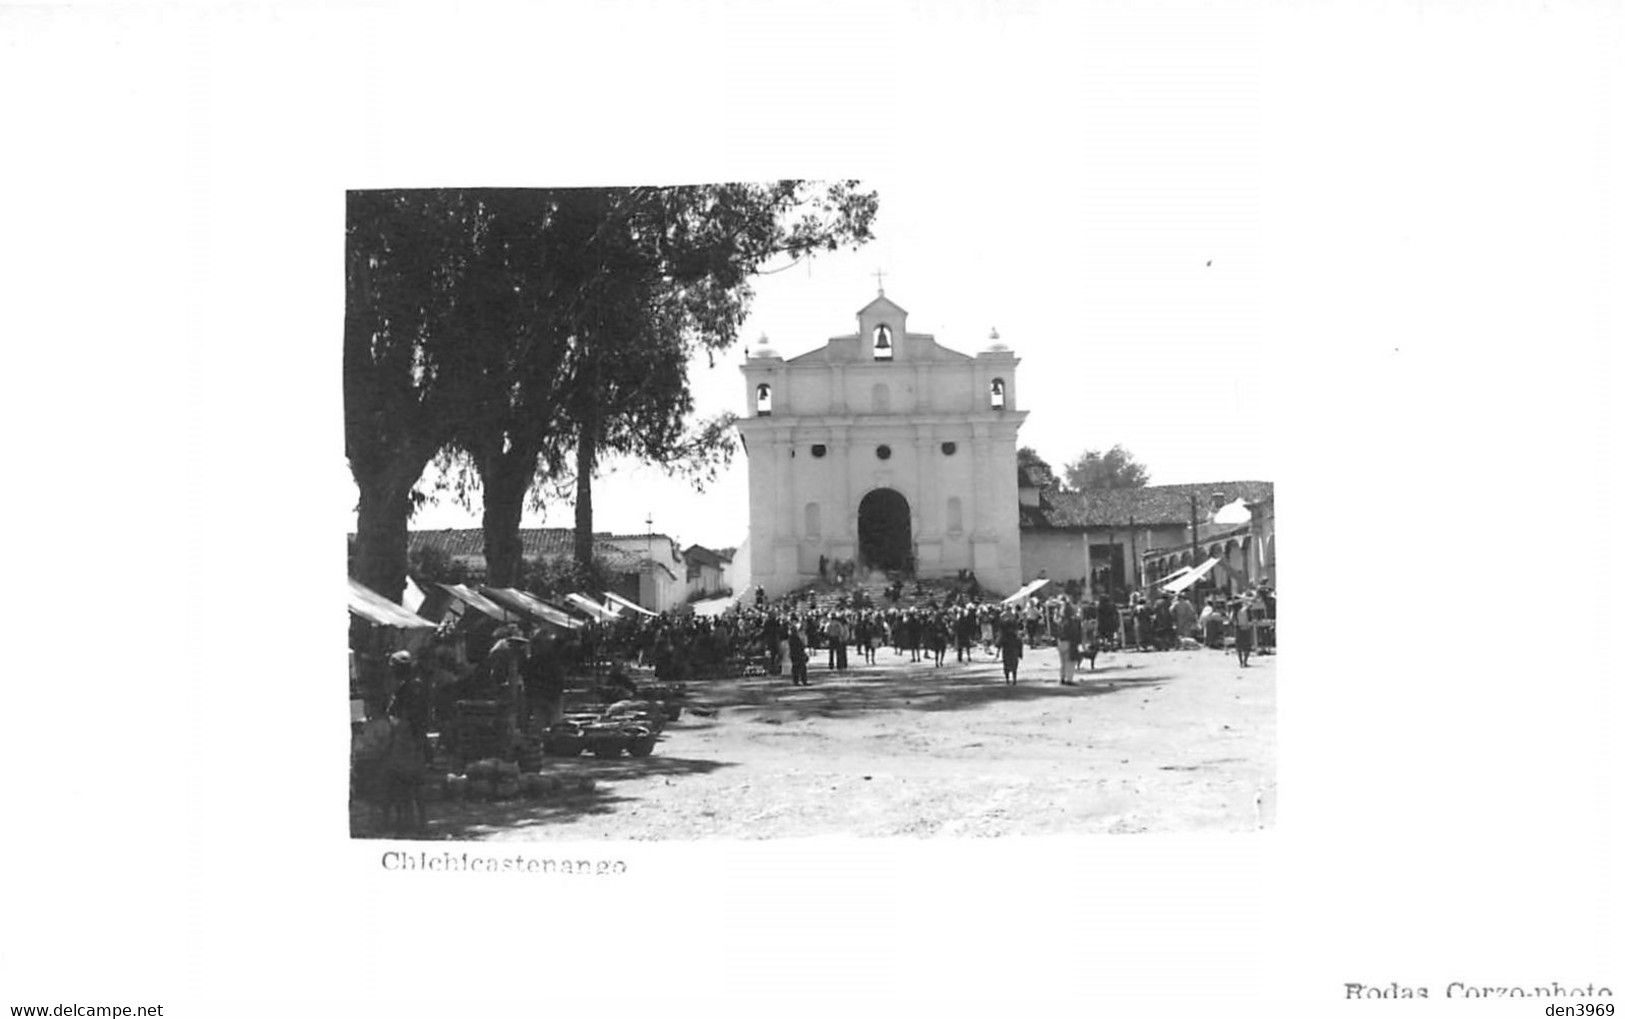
[437,583,518,623]
[348,578,437,630]
[1160,557,1219,594]
[479,587,584,631]
[1154,565,1193,586]
[1001,578,1053,605]
[603,591,658,617]
[565,592,619,622]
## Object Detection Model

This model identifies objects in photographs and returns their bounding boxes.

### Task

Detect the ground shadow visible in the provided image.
[683,655,1177,722]
[352,754,736,840]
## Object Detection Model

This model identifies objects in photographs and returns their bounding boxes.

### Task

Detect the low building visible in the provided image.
[682,544,734,601]
[400,528,684,613]
[1018,479,1275,600]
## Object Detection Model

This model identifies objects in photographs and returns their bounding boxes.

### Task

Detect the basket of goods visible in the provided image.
[444,773,470,801]
[583,721,632,758]
[463,757,505,799]
[542,721,588,756]
[516,735,549,772]
[636,682,688,721]
[493,761,522,799]
[603,699,667,735]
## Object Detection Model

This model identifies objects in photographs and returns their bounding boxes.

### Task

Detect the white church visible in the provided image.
[735,290,1027,597]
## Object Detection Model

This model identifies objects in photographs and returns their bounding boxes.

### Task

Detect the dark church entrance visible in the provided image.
[858,488,912,573]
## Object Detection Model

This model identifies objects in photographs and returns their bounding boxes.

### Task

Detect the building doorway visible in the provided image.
[858,488,912,573]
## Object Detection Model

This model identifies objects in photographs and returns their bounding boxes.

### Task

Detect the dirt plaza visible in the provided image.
[409,641,1276,840]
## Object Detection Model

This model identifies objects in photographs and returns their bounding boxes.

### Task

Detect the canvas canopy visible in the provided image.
[348,578,436,631]
[437,583,516,623]
[1001,578,1053,606]
[480,587,583,631]
[602,591,658,617]
[565,592,619,622]
[1155,565,1193,586]
[1160,557,1219,594]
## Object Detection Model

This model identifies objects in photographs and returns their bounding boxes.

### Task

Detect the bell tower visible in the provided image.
[736,290,1026,597]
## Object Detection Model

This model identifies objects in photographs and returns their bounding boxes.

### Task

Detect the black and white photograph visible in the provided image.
[3,1,1619,1015]
[343,182,1278,841]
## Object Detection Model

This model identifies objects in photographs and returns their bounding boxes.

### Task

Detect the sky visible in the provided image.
[380,4,1270,550]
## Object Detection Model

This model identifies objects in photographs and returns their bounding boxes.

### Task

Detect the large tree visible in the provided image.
[1063,444,1152,492]
[348,183,877,600]
[466,183,878,582]
[345,190,495,603]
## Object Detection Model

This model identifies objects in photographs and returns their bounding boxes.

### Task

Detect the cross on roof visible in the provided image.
[873,268,886,294]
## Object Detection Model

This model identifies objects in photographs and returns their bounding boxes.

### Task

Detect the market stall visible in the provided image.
[347,578,438,718]
[480,586,584,634]
[602,590,658,618]
[565,592,620,623]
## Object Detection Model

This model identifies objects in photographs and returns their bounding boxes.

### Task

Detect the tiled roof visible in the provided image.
[1020,481,1274,530]
[682,544,728,569]
[402,529,645,571]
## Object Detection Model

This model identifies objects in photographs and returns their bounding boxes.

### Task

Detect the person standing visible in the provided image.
[1153,595,1176,651]
[385,650,429,745]
[1057,604,1084,686]
[998,611,1025,684]
[761,611,784,676]
[1231,593,1256,668]
[826,613,850,671]
[522,633,567,729]
[788,625,810,686]
[1173,591,1197,641]
[954,606,976,663]
[1095,594,1119,650]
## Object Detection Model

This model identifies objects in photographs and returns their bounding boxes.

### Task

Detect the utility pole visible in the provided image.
[1128,516,1137,594]
[1190,494,1201,565]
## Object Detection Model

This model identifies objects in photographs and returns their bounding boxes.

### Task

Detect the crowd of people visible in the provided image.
[368,579,1277,749]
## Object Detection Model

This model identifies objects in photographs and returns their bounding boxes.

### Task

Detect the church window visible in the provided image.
[805,502,822,536]
[873,324,893,361]
[946,497,963,533]
[811,444,827,458]
[872,383,890,413]
[990,378,1005,410]
[756,383,772,416]
[875,444,892,460]
[940,441,957,456]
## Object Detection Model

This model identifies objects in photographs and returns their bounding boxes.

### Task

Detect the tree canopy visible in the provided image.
[1063,445,1152,492]
[1016,446,1059,490]
[345,183,878,602]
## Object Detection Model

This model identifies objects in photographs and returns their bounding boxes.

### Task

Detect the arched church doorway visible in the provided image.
[858,488,912,573]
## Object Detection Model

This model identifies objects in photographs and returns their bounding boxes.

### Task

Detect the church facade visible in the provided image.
[735,292,1026,597]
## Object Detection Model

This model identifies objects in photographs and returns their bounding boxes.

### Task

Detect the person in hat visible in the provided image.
[998,609,1025,685]
[486,625,528,736]
[385,650,429,748]
[1231,592,1257,667]
[788,620,810,686]
[1173,590,1198,641]
[1057,603,1084,686]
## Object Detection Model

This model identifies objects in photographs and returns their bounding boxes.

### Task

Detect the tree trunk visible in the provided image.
[574,427,597,575]
[480,449,535,589]
[352,462,422,605]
